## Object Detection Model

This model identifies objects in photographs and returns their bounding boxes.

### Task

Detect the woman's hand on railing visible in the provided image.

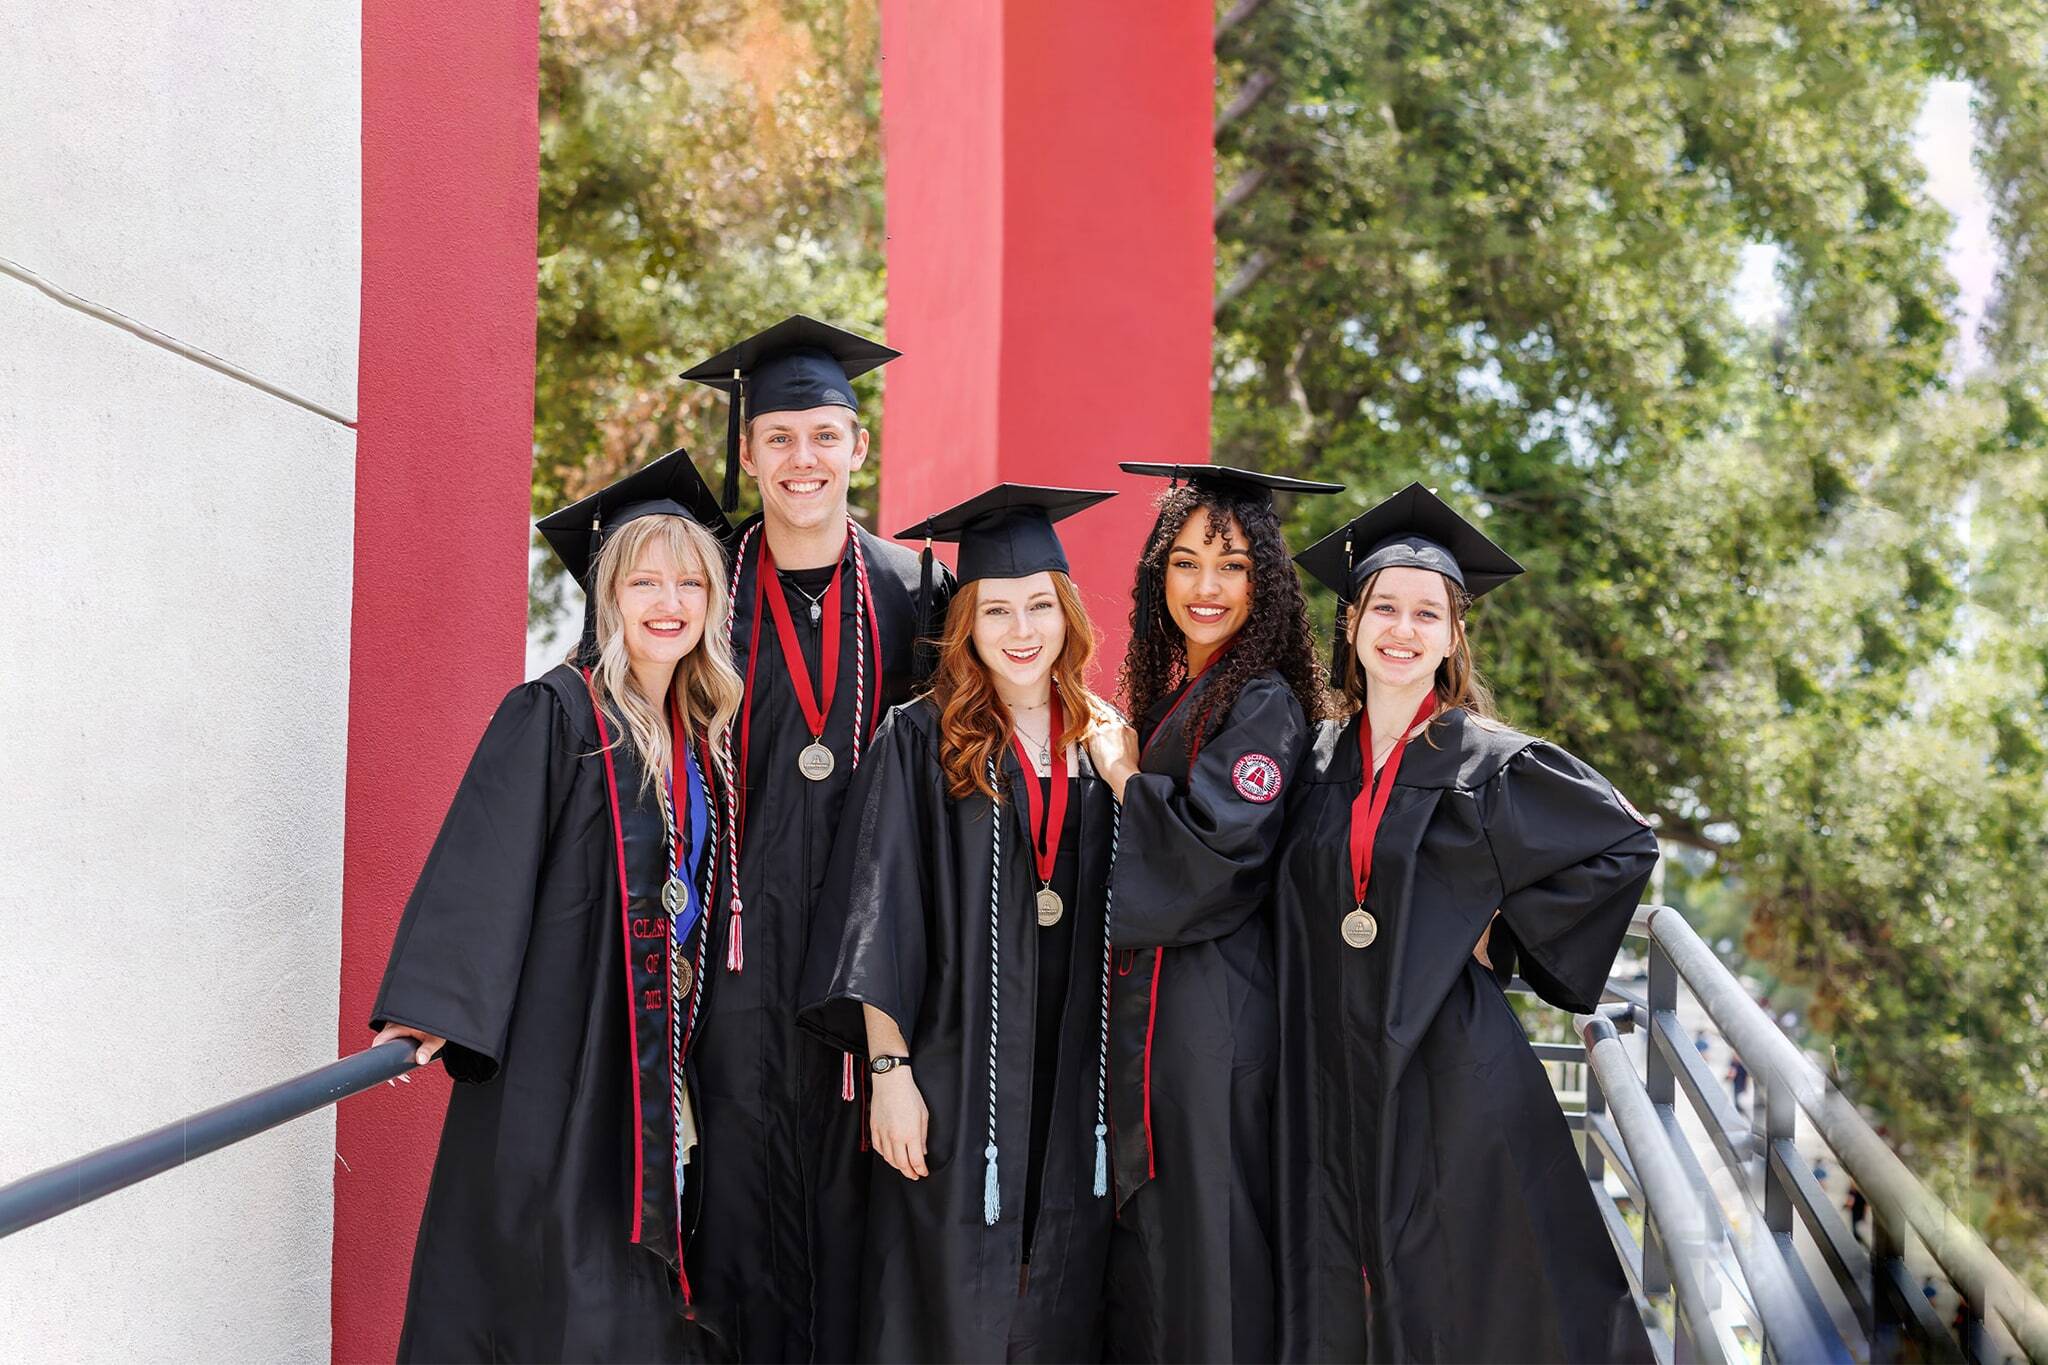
[870,1069,930,1181]
[372,1024,447,1067]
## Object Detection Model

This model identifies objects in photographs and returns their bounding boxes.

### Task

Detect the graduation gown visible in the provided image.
[800,699,1117,1362]
[370,663,724,1363]
[1104,667,1308,1364]
[687,520,945,1361]
[1271,707,1659,1363]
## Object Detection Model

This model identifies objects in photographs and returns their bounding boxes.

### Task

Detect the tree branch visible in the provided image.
[1215,248,1275,317]
[1214,165,1270,227]
[1216,69,1279,138]
[1216,0,1271,42]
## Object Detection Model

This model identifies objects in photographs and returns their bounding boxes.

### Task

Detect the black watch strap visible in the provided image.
[869,1054,911,1075]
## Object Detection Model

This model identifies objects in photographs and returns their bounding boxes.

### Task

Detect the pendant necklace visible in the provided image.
[783,573,830,629]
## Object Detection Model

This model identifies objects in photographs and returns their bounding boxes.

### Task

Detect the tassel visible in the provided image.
[1093,1123,1109,1198]
[983,1143,1001,1225]
[1330,601,1351,685]
[721,370,743,514]
[841,1051,857,1102]
[725,896,745,972]
[914,535,935,682]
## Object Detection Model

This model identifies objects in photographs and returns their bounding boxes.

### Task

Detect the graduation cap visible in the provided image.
[1118,461,1344,639]
[679,314,901,514]
[536,448,733,665]
[895,483,1117,679]
[1294,481,1524,678]
[1117,461,1345,499]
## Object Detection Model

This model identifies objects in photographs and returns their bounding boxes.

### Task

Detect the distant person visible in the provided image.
[370,453,739,1360]
[1849,1185,1868,1241]
[1728,1056,1750,1108]
[1694,1029,1711,1057]
[1270,485,1660,1363]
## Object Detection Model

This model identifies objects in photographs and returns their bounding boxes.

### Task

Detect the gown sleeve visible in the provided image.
[1481,741,1660,1015]
[1111,674,1308,949]
[369,683,569,1083]
[799,705,940,1054]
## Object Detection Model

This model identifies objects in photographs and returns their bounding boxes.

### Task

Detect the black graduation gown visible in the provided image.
[687,521,946,1361]
[370,663,725,1363]
[800,699,1117,1363]
[1271,708,1659,1363]
[1104,668,1308,1364]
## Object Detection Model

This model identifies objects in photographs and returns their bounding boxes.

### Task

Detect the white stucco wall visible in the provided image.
[0,4,360,1359]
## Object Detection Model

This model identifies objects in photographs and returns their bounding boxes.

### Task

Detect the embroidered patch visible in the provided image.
[1613,784,1652,827]
[1231,752,1284,803]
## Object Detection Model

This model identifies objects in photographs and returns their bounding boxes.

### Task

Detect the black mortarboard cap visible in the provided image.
[1117,461,1345,499]
[679,314,900,513]
[1295,482,1524,678]
[896,483,1116,586]
[536,448,733,665]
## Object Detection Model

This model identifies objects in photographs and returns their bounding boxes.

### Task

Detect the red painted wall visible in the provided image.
[879,0,1215,676]
[333,6,538,1360]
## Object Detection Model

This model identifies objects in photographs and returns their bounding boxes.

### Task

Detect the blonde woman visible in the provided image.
[370,450,742,1361]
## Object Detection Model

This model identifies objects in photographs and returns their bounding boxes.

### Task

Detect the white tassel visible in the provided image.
[1093,1122,1109,1198]
[983,1142,1001,1225]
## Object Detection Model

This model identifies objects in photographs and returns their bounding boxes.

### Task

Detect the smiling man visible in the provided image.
[678,317,950,1362]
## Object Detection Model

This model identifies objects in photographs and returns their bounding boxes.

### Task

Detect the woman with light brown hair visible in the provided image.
[1270,482,1658,1363]
[800,484,1123,1363]
[369,450,743,1360]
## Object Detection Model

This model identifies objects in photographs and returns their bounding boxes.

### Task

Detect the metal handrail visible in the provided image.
[0,1039,420,1240]
[1647,905,2048,1361]
[1578,1010,1726,1363]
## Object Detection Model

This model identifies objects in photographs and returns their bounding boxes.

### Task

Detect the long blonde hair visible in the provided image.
[929,573,1109,800]
[586,515,743,794]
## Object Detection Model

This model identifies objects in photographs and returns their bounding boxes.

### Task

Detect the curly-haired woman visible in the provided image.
[1084,462,1341,1364]
[802,485,1125,1362]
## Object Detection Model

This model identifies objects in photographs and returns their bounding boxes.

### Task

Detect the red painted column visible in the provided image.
[333,6,538,1361]
[878,0,1214,673]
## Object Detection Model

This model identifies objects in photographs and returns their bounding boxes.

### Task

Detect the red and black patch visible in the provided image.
[1231,752,1284,803]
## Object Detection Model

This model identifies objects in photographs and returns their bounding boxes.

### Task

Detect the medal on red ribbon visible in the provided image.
[1345,692,1437,949]
[1008,693,1070,927]
[758,539,843,781]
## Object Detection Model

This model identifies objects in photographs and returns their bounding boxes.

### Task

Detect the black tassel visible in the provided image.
[914,536,936,683]
[1330,601,1350,685]
[1133,560,1157,641]
[581,514,604,667]
[721,371,743,514]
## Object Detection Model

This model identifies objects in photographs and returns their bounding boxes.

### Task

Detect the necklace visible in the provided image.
[781,573,830,628]
[1012,718,1052,772]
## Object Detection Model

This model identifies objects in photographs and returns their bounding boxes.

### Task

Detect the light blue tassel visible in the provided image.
[1093,1123,1109,1198]
[983,1143,1001,1225]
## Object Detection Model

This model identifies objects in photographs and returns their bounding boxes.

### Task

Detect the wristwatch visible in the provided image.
[868,1054,911,1075]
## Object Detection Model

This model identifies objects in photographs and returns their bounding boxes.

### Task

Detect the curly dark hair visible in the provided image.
[1117,485,1328,760]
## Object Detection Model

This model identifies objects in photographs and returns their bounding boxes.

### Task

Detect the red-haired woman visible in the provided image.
[801,485,1122,1362]
[1272,483,1658,1363]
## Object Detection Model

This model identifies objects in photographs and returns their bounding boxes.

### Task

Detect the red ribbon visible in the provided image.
[1349,692,1438,910]
[1007,692,1069,890]
[758,538,843,743]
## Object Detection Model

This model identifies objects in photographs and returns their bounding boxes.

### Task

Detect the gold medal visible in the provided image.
[663,878,688,917]
[1035,887,1064,927]
[675,957,695,997]
[798,741,836,781]
[1341,907,1378,949]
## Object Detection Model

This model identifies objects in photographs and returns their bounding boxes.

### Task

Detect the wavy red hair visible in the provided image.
[930,572,1106,800]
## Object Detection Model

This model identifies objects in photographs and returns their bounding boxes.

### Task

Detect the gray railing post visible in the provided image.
[1756,1065,1796,1237]
[1642,935,1678,1306]
[1585,1058,1608,1184]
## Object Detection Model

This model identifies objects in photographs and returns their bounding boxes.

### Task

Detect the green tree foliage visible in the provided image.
[535,0,883,621]
[1214,0,2048,1279]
